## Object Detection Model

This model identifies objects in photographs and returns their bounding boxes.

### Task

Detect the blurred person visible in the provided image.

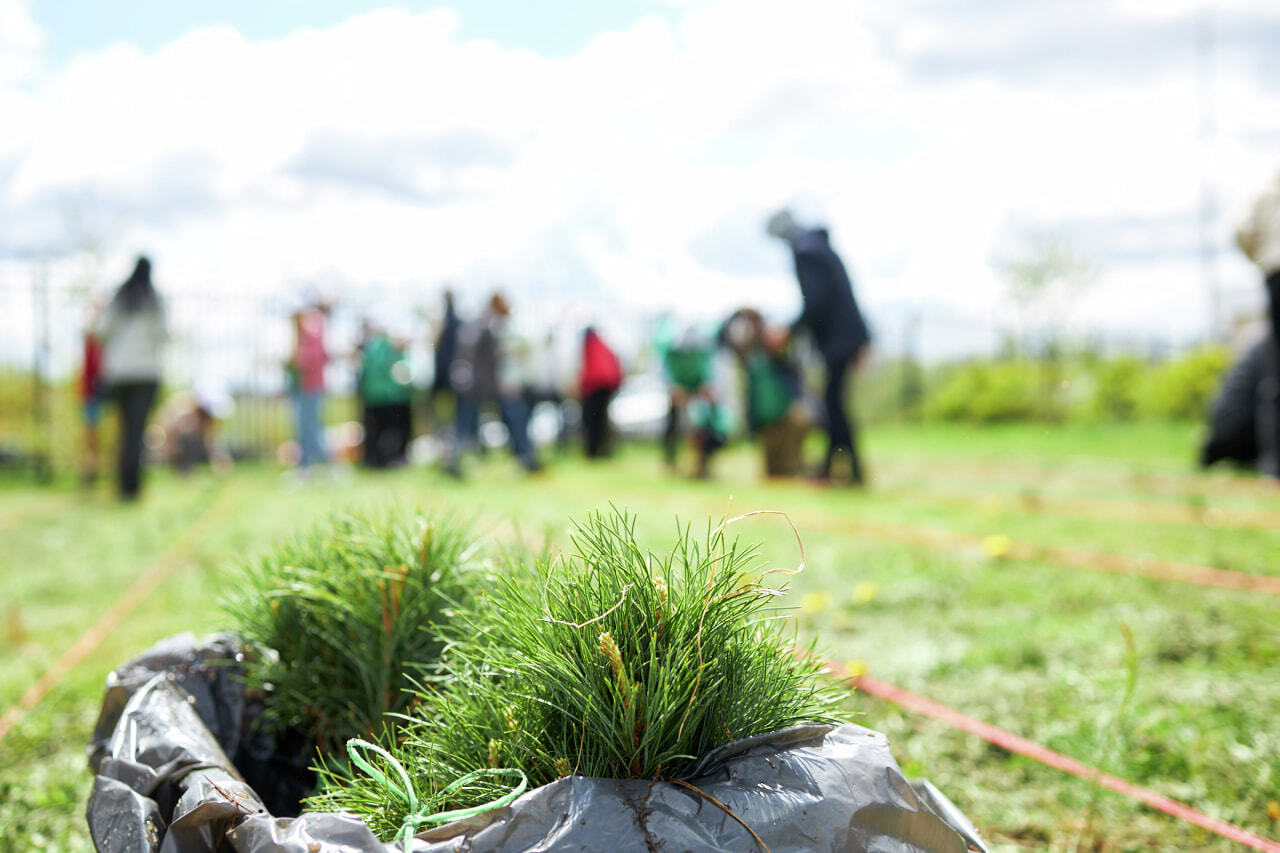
[97,256,167,500]
[766,209,871,485]
[444,292,541,477]
[358,320,414,468]
[428,289,461,433]
[577,326,624,458]
[524,329,571,451]
[78,304,106,486]
[286,296,329,473]
[721,308,809,477]
[1235,166,1280,478]
[160,388,233,475]
[655,317,728,479]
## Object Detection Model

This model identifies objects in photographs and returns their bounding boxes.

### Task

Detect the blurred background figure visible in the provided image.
[1200,333,1275,472]
[445,291,541,477]
[721,308,809,477]
[577,326,624,459]
[655,317,727,479]
[767,208,871,486]
[428,289,461,435]
[357,318,413,469]
[1234,166,1280,478]
[523,329,571,452]
[78,301,106,486]
[97,256,167,501]
[159,386,234,475]
[286,295,330,475]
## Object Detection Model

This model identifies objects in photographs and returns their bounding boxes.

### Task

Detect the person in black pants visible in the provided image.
[1236,168,1280,478]
[97,256,167,500]
[577,326,623,458]
[766,209,871,484]
[114,382,159,495]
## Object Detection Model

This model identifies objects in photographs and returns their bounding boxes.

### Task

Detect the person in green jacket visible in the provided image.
[721,307,809,477]
[358,323,413,468]
[654,317,729,478]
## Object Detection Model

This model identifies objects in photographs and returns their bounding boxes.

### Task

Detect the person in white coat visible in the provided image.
[98,256,167,499]
[1236,168,1280,477]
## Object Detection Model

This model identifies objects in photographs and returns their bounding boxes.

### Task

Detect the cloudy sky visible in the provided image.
[2,0,1279,357]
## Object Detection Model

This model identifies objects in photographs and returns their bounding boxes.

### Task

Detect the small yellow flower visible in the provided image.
[982,534,1014,559]
[844,659,867,678]
[1268,800,1279,822]
[853,581,878,605]
[801,590,830,614]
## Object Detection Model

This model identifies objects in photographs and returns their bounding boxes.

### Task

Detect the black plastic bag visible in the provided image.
[1201,333,1277,470]
[87,633,986,853]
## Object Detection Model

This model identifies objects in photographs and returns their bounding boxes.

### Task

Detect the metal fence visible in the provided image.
[0,267,1257,481]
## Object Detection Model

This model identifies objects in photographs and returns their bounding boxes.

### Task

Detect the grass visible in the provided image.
[309,510,844,840]
[0,420,1277,851]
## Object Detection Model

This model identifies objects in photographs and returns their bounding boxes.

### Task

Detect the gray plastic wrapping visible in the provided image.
[87,634,986,853]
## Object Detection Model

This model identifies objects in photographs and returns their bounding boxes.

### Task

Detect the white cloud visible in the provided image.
[2,0,1278,361]
[0,0,41,84]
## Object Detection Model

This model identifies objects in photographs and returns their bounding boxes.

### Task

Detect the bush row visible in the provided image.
[859,347,1231,424]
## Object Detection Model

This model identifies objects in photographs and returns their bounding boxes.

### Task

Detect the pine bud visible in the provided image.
[598,631,624,683]
[487,738,501,768]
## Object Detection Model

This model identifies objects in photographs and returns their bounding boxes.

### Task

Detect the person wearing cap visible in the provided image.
[1235,167,1280,478]
[766,209,871,485]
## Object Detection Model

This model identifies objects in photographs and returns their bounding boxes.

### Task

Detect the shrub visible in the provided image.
[309,509,844,840]
[1135,346,1230,420]
[1087,355,1145,420]
[923,360,1061,423]
[221,508,481,757]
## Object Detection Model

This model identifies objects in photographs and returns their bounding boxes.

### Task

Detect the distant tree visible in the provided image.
[995,230,1099,359]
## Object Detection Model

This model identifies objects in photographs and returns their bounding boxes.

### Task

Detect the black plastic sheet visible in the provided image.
[1202,333,1277,471]
[87,633,986,853]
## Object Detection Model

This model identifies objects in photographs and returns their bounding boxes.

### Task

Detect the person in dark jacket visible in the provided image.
[767,209,871,484]
[429,289,461,432]
[768,208,870,481]
[444,292,541,477]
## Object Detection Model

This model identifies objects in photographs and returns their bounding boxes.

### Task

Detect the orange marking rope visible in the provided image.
[881,487,1280,531]
[827,661,1280,852]
[806,516,1280,596]
[875,458,1280,504]
[0,487,237,743]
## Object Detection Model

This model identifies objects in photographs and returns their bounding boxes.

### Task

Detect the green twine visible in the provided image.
[346,738,528,850]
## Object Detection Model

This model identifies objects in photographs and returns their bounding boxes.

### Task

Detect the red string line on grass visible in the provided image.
[875,458,1280,504]
[812,517,1280,596]
[877,486,1280,531]
[0,486,237,743]
[826,660,1280,853]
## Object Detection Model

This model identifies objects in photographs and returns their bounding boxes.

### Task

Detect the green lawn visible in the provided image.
[1,421,1277,851]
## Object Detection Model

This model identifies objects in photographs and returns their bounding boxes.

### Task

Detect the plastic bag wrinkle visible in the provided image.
[87,633,987,853]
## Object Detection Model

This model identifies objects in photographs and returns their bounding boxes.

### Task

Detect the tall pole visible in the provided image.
[1196,2,1220,343]
[31,261,53,483]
